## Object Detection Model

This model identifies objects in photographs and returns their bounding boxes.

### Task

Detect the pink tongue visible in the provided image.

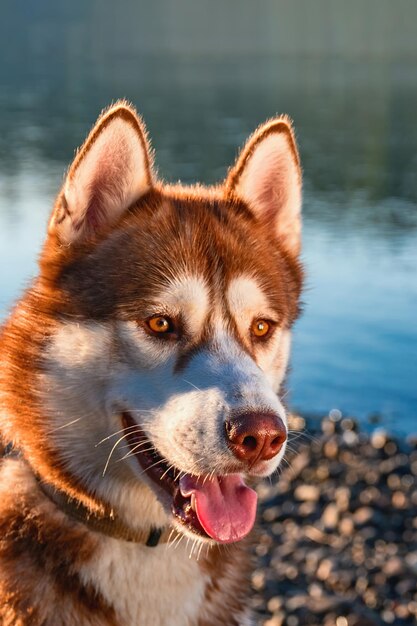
[179,474,257,544]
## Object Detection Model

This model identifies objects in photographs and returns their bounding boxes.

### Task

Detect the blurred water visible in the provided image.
[0,42,416,434]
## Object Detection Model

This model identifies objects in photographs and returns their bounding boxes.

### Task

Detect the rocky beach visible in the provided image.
[252,413,417,626]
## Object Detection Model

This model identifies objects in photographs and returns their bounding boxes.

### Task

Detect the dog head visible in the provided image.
[0,102,303,544]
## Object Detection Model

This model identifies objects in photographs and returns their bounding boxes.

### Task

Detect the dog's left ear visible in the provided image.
[49,101,153,244]
[225,117,302,256]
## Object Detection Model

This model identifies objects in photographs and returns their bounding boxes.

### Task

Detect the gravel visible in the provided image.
[251,414,417,626]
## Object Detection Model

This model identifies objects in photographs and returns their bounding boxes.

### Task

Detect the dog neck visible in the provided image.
[39,481,173,546]
[4,444,173,547]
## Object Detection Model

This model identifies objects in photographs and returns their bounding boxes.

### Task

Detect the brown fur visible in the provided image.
[0,458,117,626]
[0,101,303,625]
[197,537,255,626]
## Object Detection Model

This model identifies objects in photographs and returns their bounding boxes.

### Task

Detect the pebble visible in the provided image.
[353,506,374,526]
[339,516,354,535]
[371,428,388,449]
[317,558,336,580]
[321,503,339,530]
[266,597,282,613]
[405,551,417,573]
[294,485,320,502]
[251,415,417,626]
[324,438,339,458]
[383,556,404,577]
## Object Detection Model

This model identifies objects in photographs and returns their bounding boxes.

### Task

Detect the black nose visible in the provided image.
[225,412,287,466]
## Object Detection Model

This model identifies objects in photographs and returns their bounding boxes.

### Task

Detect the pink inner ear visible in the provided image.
[232,129,301,254]
[77,148,132,235]
[253,151,291,223]
[57,107,152,244]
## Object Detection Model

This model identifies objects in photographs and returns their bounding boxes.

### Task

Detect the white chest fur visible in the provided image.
[79,536,209,626]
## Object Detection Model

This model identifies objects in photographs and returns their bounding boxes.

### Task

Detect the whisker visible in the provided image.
[47,416,84,434]
[117,445,157,463]
[160,463,176,481]
[102,432,133,477]
[166,528,178,550]
[182,378,202,392]
[172,533,185,551]
[189,538,198,559]
[280,388,291,401]
[196,540,204,562]
[95,424,144,447]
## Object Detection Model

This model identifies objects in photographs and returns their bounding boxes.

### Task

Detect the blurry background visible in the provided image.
[0,0,416,434]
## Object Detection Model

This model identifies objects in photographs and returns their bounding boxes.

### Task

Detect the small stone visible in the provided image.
[298,501,317,517]
[251,569,265,590]
[353,507,374,526]
[381,609,396,623]
[329,408,342,422]
[339,516,354,536]
[309,582,323,598]
[256,482,273,500]
[384,441,397,455]
[408,600,417,615]
[263,506,280,522]
[304,525,327,544]
[392,491,407,508]
[307,594,341,613]
[341,418,357,431]
[284,564,298,580]
[316,463,330,480]
[371,429,388,449]
[401,474,414,489]
[387,473,401,490]
[294,485,320,502]
[322,418,336,435]
[287,414,305,431]
[324,439,339,459]
[317,558,335,580]
[383,556,404,577]
[343,430,358,446]
[405,551,417,573]
[286,594,308,611]
[321,503,339,530]
[395,604,411,619]
[266,596,282,613]
[335,486,350,511]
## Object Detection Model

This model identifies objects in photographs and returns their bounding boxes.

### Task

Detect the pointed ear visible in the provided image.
[225,117,302,256]
[49,101,154,244]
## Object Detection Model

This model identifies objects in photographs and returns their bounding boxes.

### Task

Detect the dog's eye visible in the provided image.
[251,319,272,339]
[146,315,175,335]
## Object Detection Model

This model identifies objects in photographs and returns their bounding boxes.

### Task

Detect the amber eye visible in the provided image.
[251,319,271,338]
[146,315,174,335]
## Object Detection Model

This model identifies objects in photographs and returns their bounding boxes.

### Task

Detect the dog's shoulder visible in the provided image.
[0,457,117,626]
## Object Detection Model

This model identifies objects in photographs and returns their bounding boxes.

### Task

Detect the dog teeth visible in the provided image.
[191,493,196,512]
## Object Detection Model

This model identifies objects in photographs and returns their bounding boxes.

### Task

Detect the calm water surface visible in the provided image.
[0,56,416,435]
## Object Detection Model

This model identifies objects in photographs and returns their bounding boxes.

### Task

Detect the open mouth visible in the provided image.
[121,411,258,544]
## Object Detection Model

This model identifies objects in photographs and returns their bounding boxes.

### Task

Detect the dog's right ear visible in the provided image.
[49,101,153,244]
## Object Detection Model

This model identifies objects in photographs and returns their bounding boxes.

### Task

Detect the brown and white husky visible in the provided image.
[0,101,303,626]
